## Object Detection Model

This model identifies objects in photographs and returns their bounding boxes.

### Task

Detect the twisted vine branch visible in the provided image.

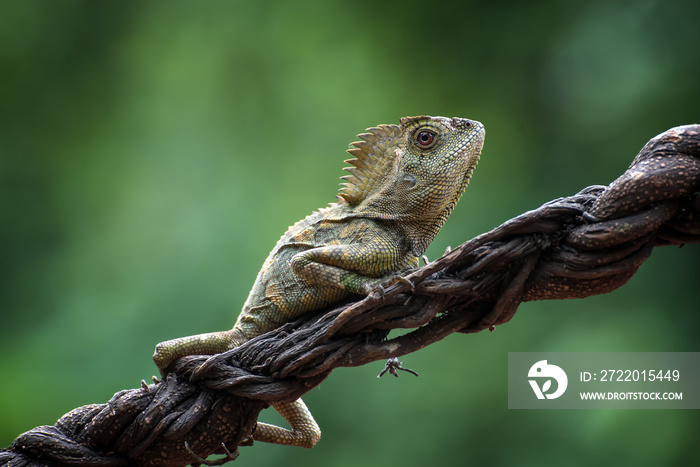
[2,125,699,466]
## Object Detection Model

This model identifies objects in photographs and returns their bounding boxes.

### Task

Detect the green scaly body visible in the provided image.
[153,115,485,448]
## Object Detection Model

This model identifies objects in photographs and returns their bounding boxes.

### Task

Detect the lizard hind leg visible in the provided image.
[152,329,240,371]
[253,399,321,448]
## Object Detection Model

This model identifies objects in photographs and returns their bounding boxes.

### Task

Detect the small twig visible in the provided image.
[378,357,420,378]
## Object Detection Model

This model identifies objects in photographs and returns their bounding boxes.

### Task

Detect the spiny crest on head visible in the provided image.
[336,124,402,205]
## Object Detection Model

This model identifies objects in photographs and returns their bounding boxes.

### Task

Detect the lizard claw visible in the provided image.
[368,275,414,301]
[395,276,415,293]
[369,286,387,302]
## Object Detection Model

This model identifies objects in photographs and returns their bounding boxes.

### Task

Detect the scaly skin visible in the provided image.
[153,115,485,448]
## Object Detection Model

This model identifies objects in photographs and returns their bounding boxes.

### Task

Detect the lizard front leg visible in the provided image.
[290,240,415,295]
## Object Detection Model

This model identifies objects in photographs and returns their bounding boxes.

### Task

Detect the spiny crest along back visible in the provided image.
[336,124,402,205]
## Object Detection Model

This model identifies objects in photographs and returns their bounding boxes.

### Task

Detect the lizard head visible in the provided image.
[337,115,485,255]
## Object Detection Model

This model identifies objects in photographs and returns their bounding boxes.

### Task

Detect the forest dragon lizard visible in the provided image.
[153,115,485,448]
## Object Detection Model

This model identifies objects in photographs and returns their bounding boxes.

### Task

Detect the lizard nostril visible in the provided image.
[453,117,471,128]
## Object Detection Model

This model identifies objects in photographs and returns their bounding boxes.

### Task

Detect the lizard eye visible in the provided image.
[415,130,436,149]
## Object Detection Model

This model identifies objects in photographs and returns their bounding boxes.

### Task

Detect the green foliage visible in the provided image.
[1,1,698,465]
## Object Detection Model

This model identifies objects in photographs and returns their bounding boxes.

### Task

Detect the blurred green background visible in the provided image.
[1,1,699,465]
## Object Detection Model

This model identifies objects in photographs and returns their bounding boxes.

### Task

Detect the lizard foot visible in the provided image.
[367,275,415,302]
